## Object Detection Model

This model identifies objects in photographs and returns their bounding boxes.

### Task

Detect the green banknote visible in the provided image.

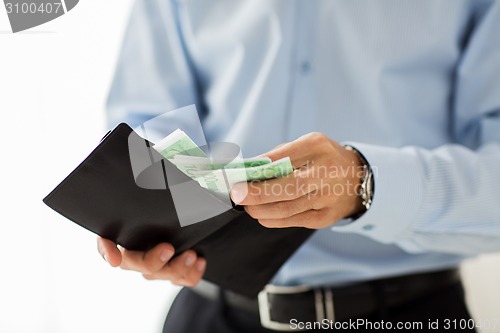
[224,157,293,182]
[153,129,293,193]
[153,129,210,181]
[153,129,207,159]
[171,155,272,170]
[191,157,294,192]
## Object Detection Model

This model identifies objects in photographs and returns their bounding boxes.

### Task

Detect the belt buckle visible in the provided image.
[257,284,335,331]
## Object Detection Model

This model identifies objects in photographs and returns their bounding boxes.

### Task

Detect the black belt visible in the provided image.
[192,268,460,331]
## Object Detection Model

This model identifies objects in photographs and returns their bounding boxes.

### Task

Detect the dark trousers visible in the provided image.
[163,281,475,332]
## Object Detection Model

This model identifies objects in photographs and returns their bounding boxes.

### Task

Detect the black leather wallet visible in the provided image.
[43,123,313,297]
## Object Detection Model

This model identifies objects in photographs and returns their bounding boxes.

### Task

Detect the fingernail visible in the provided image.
[196,260,206,272]
[185,254,196,267]
[160,249,173,262]
[103,254,109,263]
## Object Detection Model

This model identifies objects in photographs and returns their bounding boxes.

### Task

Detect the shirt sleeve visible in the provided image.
[106,0,202,141]
[333,1,500,256]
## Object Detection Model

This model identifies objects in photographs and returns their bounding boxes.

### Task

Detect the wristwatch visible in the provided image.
[344,145,374,216]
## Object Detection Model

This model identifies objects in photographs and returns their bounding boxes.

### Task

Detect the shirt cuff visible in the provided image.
[332,143,424,245]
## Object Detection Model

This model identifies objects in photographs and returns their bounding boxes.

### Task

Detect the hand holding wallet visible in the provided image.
[43,123,314,297]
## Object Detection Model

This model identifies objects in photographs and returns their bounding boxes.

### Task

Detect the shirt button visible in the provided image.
[362,224,375,231]
[300,61,311,74]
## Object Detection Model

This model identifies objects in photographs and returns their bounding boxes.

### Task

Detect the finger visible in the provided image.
[245,191,325,219]
[231,167,324,205]
[120,243,174,274]
[258,209,330,229]
[164,250,198,283]
[143,243,175,273]
[97,237,122,267]
[257,143,285,158]
[263,142,313,169]
[143,257,206,286]
[181,258,207,286]
[262,132,328,168]
[272,143,287,150]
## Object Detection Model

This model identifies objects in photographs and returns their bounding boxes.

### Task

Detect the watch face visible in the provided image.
[363,169,374,210]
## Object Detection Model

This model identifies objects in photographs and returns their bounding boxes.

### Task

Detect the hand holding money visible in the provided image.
[98,130,357,284]
[231,132,366,229]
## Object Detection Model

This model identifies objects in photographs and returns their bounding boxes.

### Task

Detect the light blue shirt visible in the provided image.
[107,0,500,287]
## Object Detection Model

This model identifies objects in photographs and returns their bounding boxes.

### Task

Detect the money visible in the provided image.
[243,157,293,181]
[191,157,292,182]
[152,129,294,193]
[171,155,272,170]
[192,157,293,192]
[153,129,210,179]
[153,129,207,159]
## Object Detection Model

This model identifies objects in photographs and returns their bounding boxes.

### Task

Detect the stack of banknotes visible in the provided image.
[152,129,293,193]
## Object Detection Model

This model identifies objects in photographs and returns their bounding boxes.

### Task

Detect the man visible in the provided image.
[97,0,500,332]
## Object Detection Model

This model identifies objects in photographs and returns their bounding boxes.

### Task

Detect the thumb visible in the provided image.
[97,237,122,267]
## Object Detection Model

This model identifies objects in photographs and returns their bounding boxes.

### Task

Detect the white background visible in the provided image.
[0,1,499,333]
[0,2,180,333]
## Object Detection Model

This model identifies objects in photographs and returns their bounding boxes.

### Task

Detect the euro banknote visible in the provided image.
[153,129,293,192]
[153,129,206,159]
[191,157,293,192]
[171,155,272,170]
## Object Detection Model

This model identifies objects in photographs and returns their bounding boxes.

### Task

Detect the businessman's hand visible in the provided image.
[231,132,365,229]
[97,237,206,286]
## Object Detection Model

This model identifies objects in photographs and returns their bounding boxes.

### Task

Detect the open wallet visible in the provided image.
[43,123,314,297]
